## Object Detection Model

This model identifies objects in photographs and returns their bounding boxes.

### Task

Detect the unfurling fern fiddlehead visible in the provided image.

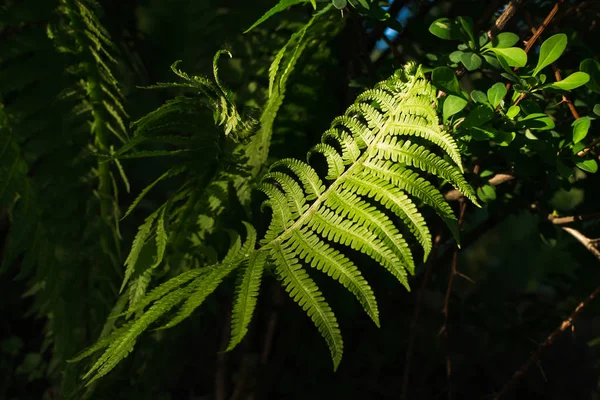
[73,62,478,383]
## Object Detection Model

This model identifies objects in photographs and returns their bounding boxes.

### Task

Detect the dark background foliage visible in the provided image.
[1,0,600,399]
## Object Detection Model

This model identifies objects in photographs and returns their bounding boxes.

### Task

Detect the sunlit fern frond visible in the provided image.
[73,62,477,382]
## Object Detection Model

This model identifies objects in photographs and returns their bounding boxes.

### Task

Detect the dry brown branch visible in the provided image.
[523,0,565,53]
[552,66,580,119]
[486,0,526,39]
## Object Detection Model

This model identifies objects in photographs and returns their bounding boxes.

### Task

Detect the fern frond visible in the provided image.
[227,250,266,351]
[78,63,476,380]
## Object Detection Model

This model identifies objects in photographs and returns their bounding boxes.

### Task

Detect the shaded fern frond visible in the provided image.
[72,223,258,384]
[134,52,258,143]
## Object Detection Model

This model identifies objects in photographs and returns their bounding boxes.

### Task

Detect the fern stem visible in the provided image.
[64,0,118,260]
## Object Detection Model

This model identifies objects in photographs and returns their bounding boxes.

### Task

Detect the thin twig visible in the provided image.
[401,232,443,400]
[548,213,600,225]
[523,9,580,121]
[503,0,564,98]
[495,283,600,399]
[552,66,580,119]
[523,0,565,54]
[562,227,600,261]
[577,136,600,157]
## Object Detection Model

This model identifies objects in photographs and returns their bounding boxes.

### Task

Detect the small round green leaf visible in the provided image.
[449,50,464,63]
[443,95,468,122]
[548,72,590,91]
[506,105,520,119]
[490,32,520,48]
[460,52,482,71]
[533,33,567,76]
[487,82,507,109]
[332,0,347,9]
[470,90,488,104]
[429,18,456,40]
[594,104,600,117]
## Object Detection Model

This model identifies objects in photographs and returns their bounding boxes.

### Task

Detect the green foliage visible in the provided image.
[2,1,599,399]
[73,62,476,379]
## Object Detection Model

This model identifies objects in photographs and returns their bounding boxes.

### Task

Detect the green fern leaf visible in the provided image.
[271,242,343,370]
[120,208,161,292]
[245,0,313,33]
[227,251,266,351]
[78,63,476,380]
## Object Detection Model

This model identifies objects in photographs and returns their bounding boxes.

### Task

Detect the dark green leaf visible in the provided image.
[460,52,482,71]
[533,33,567,76]
[431,67,461,96]
[465,105,494,127]
[548,72,590,91]
[594,104,600,116]
[470,126,496,141]
[478,32,489,48]
[580,58,600,93]
[500,72,518,82]
[495,131,516,146]
[457,16,475,45]
[483,54,501,69]
[517,113,555,131]
[443,95,468,122]
[487,82,507,108]
[572,117,591,144]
